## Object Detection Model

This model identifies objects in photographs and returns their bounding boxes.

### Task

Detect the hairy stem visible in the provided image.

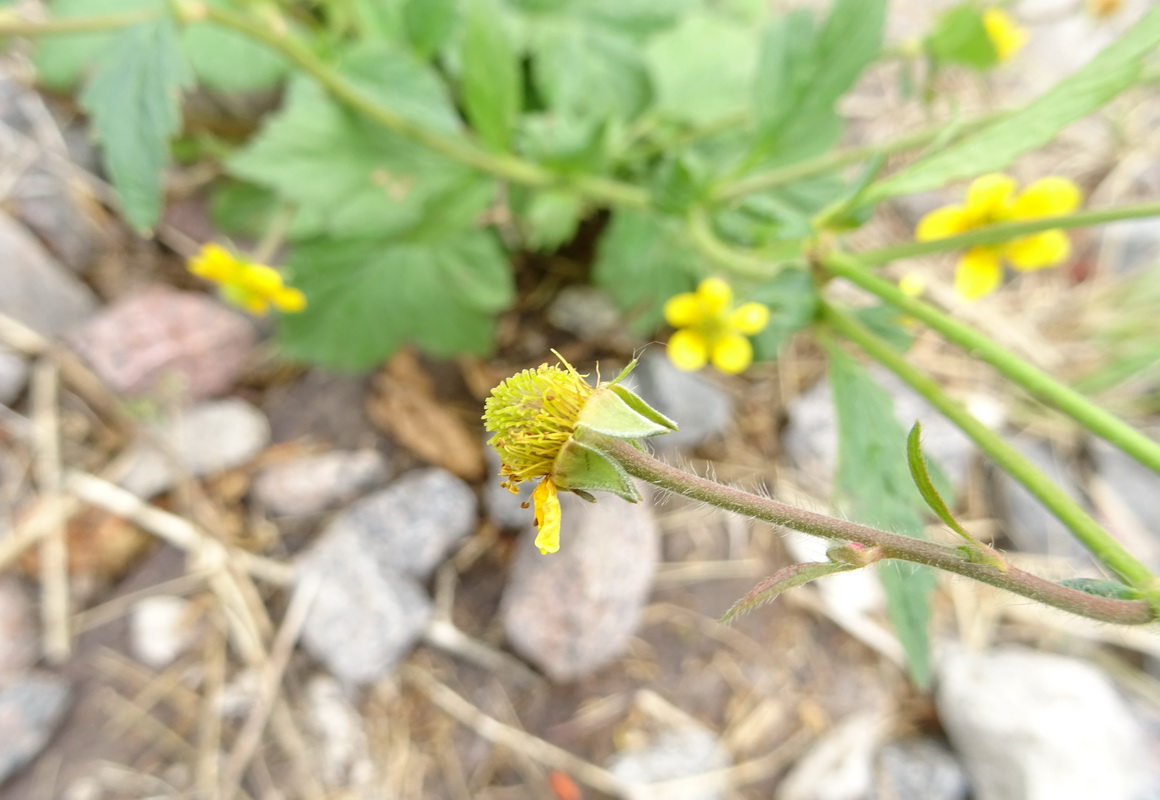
[821,252,1160,477]
[820,303,1160,605]
[577,431,1153,625]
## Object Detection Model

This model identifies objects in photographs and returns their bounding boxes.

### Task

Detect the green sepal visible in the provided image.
[576,385,678,440]
[551,439,641,503]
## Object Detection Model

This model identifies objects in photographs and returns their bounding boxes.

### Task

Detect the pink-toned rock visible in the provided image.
[501,487,660,682]
[70,285,256,401]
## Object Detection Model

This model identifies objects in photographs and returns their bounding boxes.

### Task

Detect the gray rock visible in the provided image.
[607,725,732,800]
[0,672,73,784]
[298,526,432,686]
[502,487,659,681]
[624,351,732,451]
[989,438,1094,564]
[0,577,37,679]
[546,286,623,341]
[0,346,29,406]
[481,436,535,530]
[253,450,388,518]
[870,738,970,800]
[937,647,1150,800]
[0,211,96,337]
[783,366,976,493]
[119,398,271,498]
[1101,217,1160,276]
[70,285,256,402]
[318,468,476,581]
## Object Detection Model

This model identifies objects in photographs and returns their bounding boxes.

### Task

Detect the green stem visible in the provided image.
[578,431,1154,625]
[821,252,1160,477]
[0,7,162,34]
[713,110,1008,203]
[855,202,1160,267]
[685,208,790,281]
[821,302,1160,602]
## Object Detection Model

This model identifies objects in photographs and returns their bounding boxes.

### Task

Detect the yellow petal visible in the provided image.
[532,478,561,555]
[728,302,771,335]
[667,329,709,371]
[663,292,702,327]
[965,174,1017,219]
[954,248,1004,301]
[695,277,733,315]
[710,334,753,374]
[239,263,285,294]
[916,206,969,241]
[189,243,240,282]
[243,295,270,316]
[1012,177,1082,219]
[899,273,926,297]
[273,287,307,312]
[983,8,1028,62]
[1005,230,1070,270]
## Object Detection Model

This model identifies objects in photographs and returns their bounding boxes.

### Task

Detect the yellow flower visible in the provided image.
[915,173,1082,301]
[983,8,1028,62]
[663,278,771,374]
[899,273,927,298]
[188,243,306,316]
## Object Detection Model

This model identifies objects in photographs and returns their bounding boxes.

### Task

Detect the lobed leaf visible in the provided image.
[461,0,522,150]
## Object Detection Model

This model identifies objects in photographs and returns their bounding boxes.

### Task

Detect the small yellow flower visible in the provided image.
[188,243,306,316]
[899,273,927,298]
[983,8,1028,62]
[915,173,1082,301]
[663,278,771,374]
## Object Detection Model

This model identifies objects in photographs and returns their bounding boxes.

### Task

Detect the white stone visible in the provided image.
[129,596,199,669]
[937,647,1150,800]
[607,725,731,800]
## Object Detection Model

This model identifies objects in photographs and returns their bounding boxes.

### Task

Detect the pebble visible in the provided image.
[546,285,624,341]
[1100,217,1160,276]
[298,526,433,686]
[606,725,732,800]
[304,675,376,790]
[316,468,476,581]
[0,671,73,785]
[0,577,38,679]
[869,738,970,800]
[623,351,732,451]
[501,486,659,682]
[0,210,97,336]
[0,346,29,406]
[118,398,271,498]
[936,647,1149,800]
[989,438,1094,565]
[253,450,388,518]
[129,596,200,670]
[779,710,890,800]
[70,285,256,402]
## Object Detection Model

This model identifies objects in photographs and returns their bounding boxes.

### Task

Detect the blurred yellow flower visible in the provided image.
[664,278,771,374]
[915,173,1082,301]
[188,243,306,316]
[983,8,1028,62]
[899,273,927,298]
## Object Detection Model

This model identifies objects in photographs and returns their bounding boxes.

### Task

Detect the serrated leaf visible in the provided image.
[531,21,652,121]
[723,561,857,623]
[278,230,513,369]
[927,5,998,70]
[828,345,933,687]
[461,0,521,150]
[404,0,459,58]
[79,18,192,234]
[867,3,1160,201]
[229,47,492,238]
[592,210,703,334]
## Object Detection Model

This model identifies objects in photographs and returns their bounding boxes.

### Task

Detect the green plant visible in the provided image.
[7,0,1160,686]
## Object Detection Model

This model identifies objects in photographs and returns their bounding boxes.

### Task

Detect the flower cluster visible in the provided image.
[664,278,771,374]
[916,173,1082,301]
[188,243,306,316]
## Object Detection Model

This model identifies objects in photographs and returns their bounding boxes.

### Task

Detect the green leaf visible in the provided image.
[516,187,585,251]
[723,561,857,623]
[209,180,280,238]
[461,0,522,150]
[79,18,192,234]
[229,47,492,238]
[35,0,155,90]
[828,345,933,687]
[1058,577,1140,600]
[645,12,759,125]
[867,2,1160,201]
[751,0,885,164]
[404,0,459,58]
[852,304,914,354]
[279,229,513,369]
[749,267,818,361]
[927,5,998,70]
[531,21,652,121]
[592,210,704,334]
